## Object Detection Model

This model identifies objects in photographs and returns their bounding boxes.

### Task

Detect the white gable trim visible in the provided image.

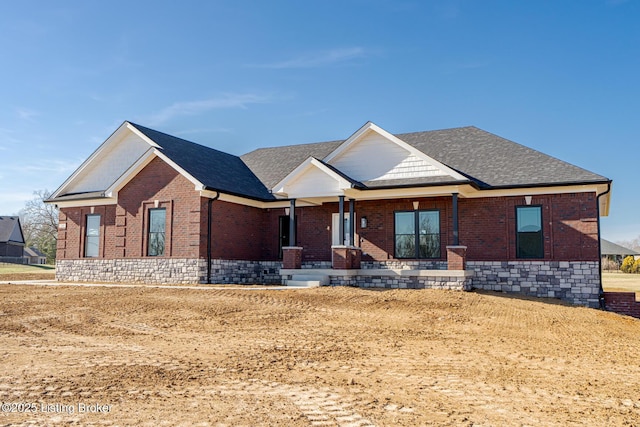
[104,148,156,197]
[323,121,467,181]
[272,157,353,198]
[125,122,161,148]
[104,148,206,199]
[50,121,132,200]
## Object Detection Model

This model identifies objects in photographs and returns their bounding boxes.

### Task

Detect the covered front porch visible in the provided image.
[278,192,473,290]
[271,121,475,289]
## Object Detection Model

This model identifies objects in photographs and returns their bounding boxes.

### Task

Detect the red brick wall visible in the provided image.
[58,157,201,260]
[604,292,640,319]
[203,199,267,260]
[459,193,598,261]
[56,160,599,265]
[289,193,598,263]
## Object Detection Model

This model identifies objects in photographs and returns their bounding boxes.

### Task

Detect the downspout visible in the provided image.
[596,181,612,309]
[207,191,221,284]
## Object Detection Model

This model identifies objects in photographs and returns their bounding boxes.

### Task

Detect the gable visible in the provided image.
[0,217,24,244]
[324,122,467,185]
[273,157,354,198]
[54,124,154,197]
[327,129,450,182]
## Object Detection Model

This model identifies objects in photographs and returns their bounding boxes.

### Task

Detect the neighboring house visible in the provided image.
[0,216,26,262]
[24,247,47,265]
[46,121,611,307]
[601,239,640,265]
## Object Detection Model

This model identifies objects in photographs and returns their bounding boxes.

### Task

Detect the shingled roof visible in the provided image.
[241,126,608,191]
[0,216,24,244]
[601,239,640,256]
[130,123,274,200]
[49,122,609,204]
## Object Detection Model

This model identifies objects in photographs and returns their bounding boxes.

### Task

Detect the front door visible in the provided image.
[279,216,290,259]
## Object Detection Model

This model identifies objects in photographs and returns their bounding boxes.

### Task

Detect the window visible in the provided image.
[394,210,440,259]
[516,206,543,258]
[85,214,100,257]
[148,208,166,256]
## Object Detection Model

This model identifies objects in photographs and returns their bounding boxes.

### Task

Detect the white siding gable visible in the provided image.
[64,132,151,194]
[327,130,447,182]
[285,165,343,198]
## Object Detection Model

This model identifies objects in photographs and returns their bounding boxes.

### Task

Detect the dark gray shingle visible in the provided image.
[241,126,608,192]
[130,123,274,200]
[0,216,24,244]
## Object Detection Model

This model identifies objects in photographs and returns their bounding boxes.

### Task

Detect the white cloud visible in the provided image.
[7,159,79,175]
[250,47,368,69]
[16,107,40,121]
[144,93,270,126]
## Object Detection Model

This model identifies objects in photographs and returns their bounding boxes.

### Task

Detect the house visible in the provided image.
[0,216,26,263]
[46,121,611,307]
[601,239,640,266]
[24,247,47,265]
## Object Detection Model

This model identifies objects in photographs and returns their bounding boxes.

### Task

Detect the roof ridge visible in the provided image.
[128,122,240,159]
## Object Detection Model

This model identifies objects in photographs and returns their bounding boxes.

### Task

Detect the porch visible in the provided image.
[280,266,474,290]
[280,245,473,290]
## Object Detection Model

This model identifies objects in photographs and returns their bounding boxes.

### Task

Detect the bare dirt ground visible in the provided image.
[1,285,639,426]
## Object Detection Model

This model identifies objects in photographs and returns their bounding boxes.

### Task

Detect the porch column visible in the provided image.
[338,195,345,246]
[289,199,296,246]
[348,198,355,246]
[452,193,459,246]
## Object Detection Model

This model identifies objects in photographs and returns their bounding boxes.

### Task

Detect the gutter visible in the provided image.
[207,191,221,284]
[596,181,612,309]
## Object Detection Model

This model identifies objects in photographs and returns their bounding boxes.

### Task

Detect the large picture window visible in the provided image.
[394,210,440,259]
[84,214,100,257]
[148,208,166,257]
[516,206,543,258]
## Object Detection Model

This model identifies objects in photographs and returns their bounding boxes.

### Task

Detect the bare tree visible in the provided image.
[19,190,58,263]
[616,236,640,253]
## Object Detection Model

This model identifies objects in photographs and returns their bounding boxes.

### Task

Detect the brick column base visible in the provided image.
[446,245,467,270]
[332,246,362,269]
[282,246,303,269]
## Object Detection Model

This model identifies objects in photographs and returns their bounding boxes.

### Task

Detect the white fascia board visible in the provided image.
[272,157,352,196]
[54,197,118,209]
[50,121,136,199]
[153,149,206,191]
[125,122,161,148]
[322,122,467,181]
[461,183,606,199]
[104,148,156,197]
[200,190,321,209]
[343,184,474,201]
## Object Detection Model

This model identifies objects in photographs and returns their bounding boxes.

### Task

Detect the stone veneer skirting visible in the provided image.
[328,270,473,290]
[56,258,283,285]
[56,258,601,308]
[467,260,601,308]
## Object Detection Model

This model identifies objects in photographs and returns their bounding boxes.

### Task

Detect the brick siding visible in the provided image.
[603,292,640,319]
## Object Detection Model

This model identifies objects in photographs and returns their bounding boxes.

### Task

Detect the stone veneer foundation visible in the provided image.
[56,259,601,308]
[56,259,283,285]
[467,261,601,308]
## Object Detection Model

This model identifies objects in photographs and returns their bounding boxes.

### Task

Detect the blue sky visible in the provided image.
[1,0,638,241]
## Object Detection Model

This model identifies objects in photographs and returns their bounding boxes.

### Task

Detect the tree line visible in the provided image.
[19,190,58,264]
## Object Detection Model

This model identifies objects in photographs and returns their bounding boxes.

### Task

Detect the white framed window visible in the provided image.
[84,214,100,257]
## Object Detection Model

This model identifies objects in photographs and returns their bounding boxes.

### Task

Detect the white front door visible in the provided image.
[332,213,355,246]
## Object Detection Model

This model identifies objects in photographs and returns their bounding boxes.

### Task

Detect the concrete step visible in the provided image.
[286,280,322,288]
[287,274,330,287]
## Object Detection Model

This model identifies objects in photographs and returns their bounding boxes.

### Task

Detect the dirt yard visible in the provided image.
[0,284,639,426]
